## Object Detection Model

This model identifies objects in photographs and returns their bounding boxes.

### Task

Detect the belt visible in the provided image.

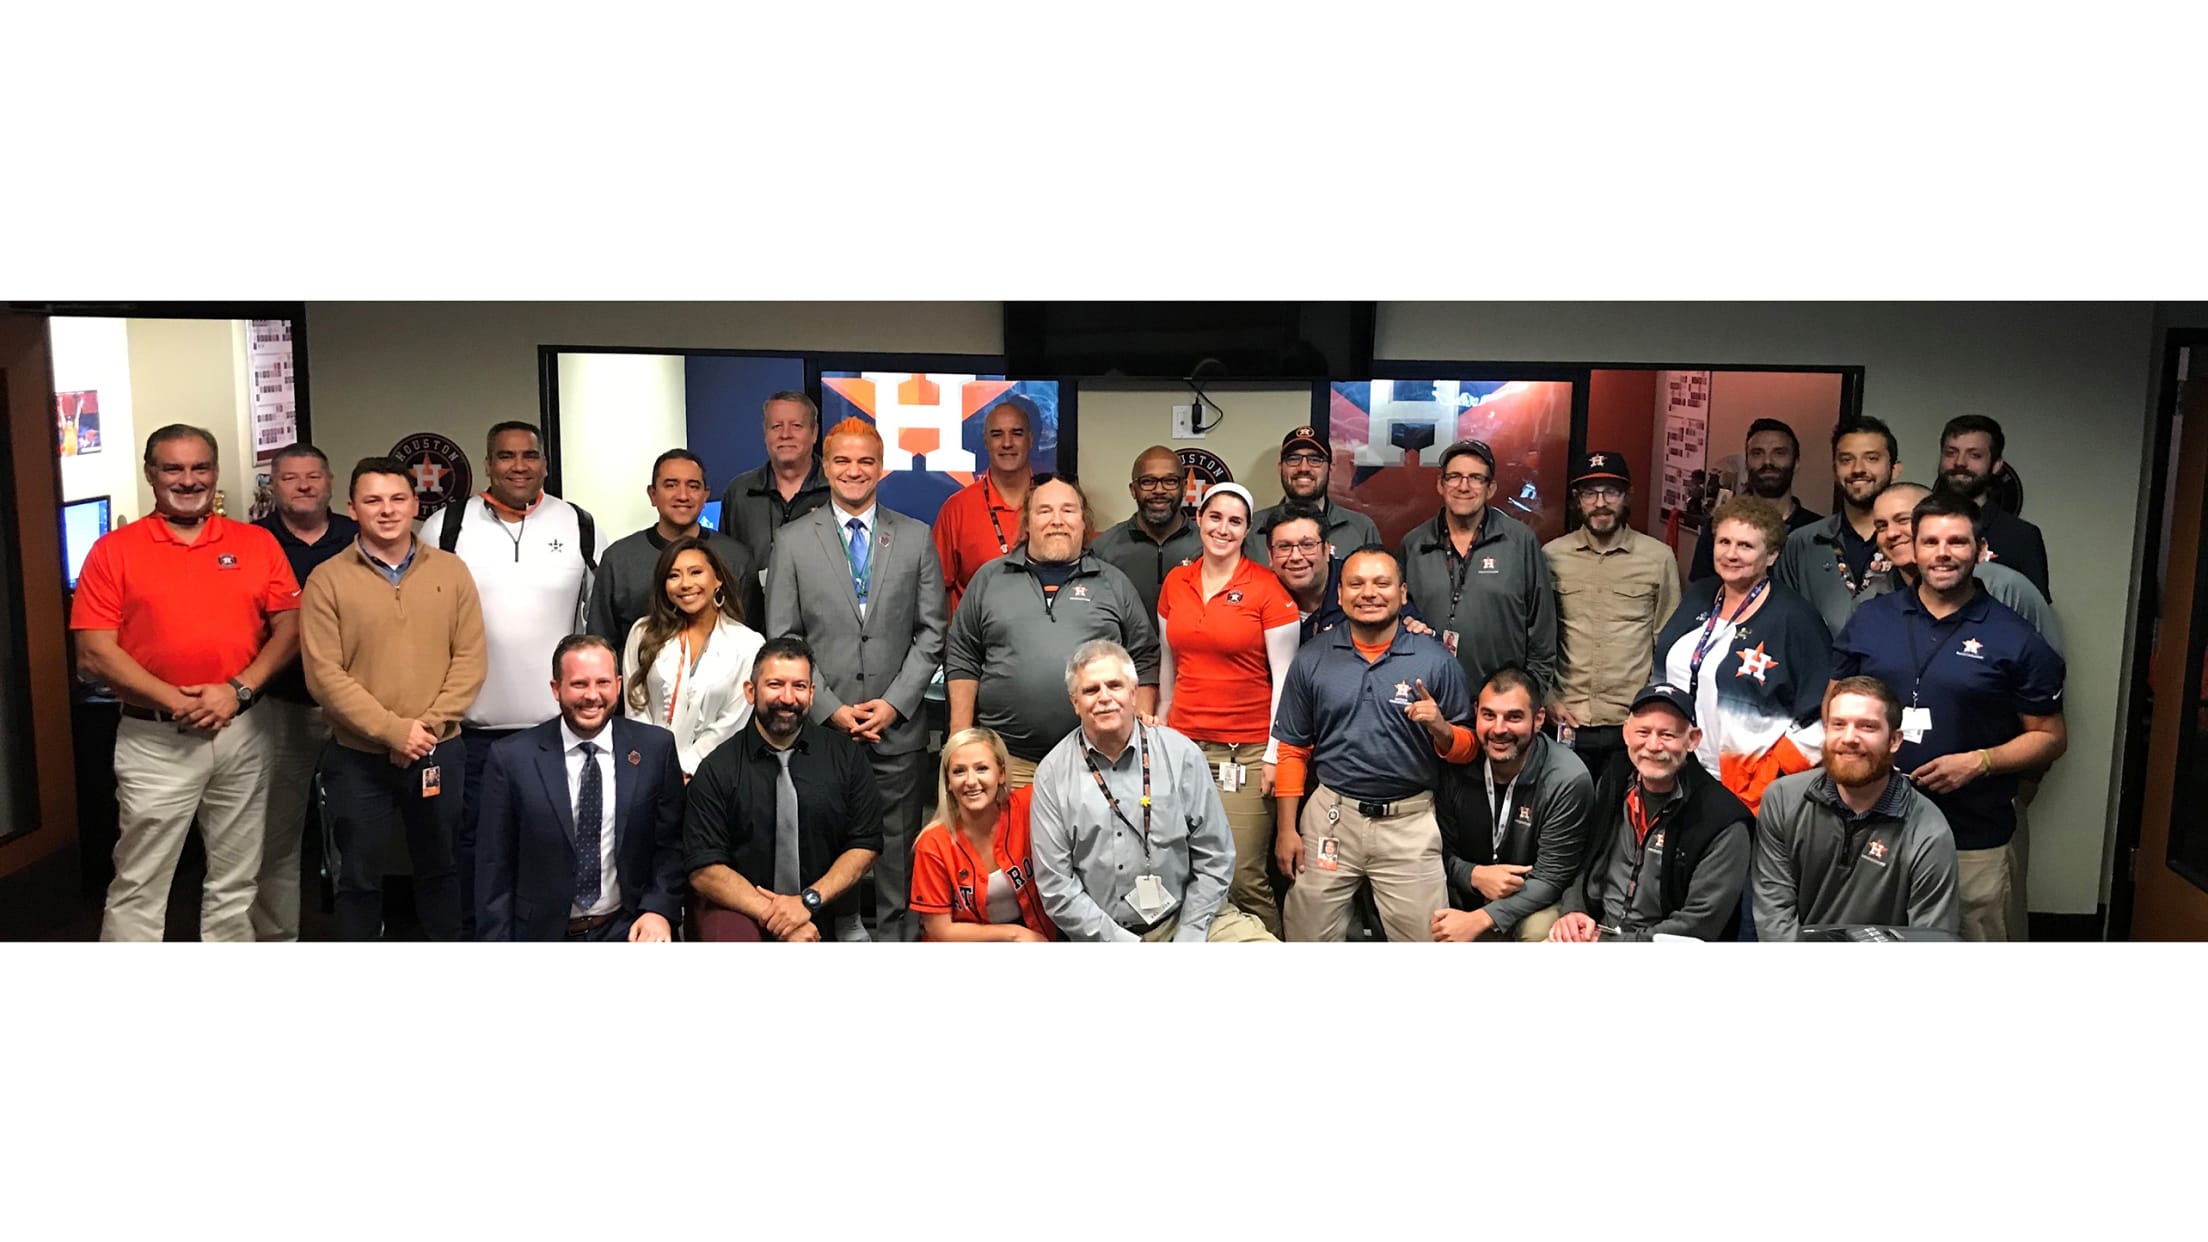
[1341,791,1433,819]
[120,697,259,723]
[568,912,618,935]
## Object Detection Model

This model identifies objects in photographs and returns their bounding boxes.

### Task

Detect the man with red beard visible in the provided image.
[1549,683,1754,942]
[1751,677,1962,939]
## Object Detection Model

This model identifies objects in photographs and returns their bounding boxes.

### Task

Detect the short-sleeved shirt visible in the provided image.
[254,510,360,702]
[909,787,1057,940]
[1830,583,2065,851]
[70,514,301,687]
[1158,558,1299,744]
[1272,624,1471,804]
[933,475,1026,612]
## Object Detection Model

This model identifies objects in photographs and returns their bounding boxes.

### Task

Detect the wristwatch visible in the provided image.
[228,678,256,711]
[800,887,823,913]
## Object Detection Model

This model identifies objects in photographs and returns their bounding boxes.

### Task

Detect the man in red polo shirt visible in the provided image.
[71,424,302,941]
[933,394,1038,612]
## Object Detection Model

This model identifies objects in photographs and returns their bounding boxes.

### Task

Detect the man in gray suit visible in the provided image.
[766,416,948,942]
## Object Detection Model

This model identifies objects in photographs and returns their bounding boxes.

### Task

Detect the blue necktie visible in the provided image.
[575,740,602,909]
[846,516,870,601]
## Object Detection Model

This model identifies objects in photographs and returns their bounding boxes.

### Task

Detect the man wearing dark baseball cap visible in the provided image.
[1244,425,1381,567]
[1542,450,1681,781]
[1400,437,1557,696]
[1548,680,1755,941]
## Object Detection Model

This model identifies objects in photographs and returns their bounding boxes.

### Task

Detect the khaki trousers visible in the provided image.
[1480,905,1563,942]
[1281,784,1445,943]
[252,697,327,942]
[1957,839,2022,943]
[103,709,274,942]
[1138,905,1277,942]
[1005,754,1040,791]
[1196,738,1283,938]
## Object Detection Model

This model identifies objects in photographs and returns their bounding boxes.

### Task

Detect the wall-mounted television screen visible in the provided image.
[63,495,111,590]
[1327,379,1576,547]
[817,373,1064,525]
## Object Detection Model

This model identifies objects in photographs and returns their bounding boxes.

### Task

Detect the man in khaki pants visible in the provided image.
[71,425,302,941]
[1272,547,1476,942]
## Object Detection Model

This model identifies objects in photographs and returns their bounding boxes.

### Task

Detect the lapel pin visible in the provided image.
[627,750,641,765]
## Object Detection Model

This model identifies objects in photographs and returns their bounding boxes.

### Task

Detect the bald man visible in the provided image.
[1091,444,1202,619]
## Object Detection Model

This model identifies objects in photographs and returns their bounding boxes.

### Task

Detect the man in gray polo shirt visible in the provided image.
[1245,425,1382,567]
[1399,438,1557,695]
[1272,545,1475,942]
[1752,676,1962,939]
[946,475,1159,788]
[1030,640,1275,942]
[1091,444,1201,618]
[587,448,762,663]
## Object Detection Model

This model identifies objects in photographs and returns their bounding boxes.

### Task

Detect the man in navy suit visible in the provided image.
[477,633,687,941]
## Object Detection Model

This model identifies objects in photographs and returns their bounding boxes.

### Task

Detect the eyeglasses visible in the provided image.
[1281,452,1328,467]
[1576,485,1625,502]
[1441,472,1491,489]
[1270,538,1325,558]
[1132,474,1182,492]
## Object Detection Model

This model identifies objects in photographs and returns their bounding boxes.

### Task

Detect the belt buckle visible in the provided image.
[1358,799,1390,818]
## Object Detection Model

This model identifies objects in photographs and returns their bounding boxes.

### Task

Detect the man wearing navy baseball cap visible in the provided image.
[1543,450,1680,781]
[1549,680,1755,942]
[1244,425,1381,567]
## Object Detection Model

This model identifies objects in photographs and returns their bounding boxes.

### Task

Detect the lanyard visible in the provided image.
[664,630,690,726]
[1832,528,1888,598]
[1082,727,1153,859]
[840,515,871,603]
[1437,509,1489,623]
[1621,781,1664,907]
[1900,601,1962,707]
[1688,579,1766,691]
[983,476,1013,556]
[1484,757,1520,855]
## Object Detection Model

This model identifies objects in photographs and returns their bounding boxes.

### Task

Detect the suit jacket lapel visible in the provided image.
[609,720,638,857]
[537,733,578,858]
[817,513,866,627]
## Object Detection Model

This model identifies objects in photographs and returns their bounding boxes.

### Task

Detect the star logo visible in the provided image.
[1393,680,1412,700]
[410,457,448,495]
[1867,839,1888,859]
[1735,642,1779,684]
[1588,453,1607,466]
[1071,584,1089,600]
[548,538,564,553]
[1961,637,1984,656]
[1481,556,1496,570]
[217,553,238,569]
[1226,590,1243,603]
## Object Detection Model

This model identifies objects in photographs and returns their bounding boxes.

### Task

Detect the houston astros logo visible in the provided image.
[1588,453,1608,466]
[390,432,472,520]
[1177,448,1233,516]
[1735,642,1778,684]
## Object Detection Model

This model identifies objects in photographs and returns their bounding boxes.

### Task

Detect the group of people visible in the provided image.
[68,386,2063,943]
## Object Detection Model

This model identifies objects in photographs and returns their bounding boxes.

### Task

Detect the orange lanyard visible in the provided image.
[664,630,690,726]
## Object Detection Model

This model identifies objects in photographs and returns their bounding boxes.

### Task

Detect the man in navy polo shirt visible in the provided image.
[1830,490,2066,942]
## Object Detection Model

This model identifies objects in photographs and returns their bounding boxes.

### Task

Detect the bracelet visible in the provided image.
[1977,748,1995,776]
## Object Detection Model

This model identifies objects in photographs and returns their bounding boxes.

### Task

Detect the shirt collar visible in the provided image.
[746,458,828,496]
[832,502,878,533]
[1081,721,1146,766]
[1899,579,1990,622]
[143,513,229,545]
[1809,769,1912,821]
[354,535,417,574]
[560,717,612,755]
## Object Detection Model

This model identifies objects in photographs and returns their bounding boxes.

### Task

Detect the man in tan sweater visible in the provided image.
[302,457,487,940]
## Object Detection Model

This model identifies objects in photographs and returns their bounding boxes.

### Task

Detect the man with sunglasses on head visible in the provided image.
[1092,444,1202,619]
[1543,451,1680,781]
[1400,438,1557,697]
[1245,425,1380,567]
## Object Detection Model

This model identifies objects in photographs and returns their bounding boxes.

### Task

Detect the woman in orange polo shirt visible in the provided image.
[910,727,1057,941]
[1153,482,1301,936]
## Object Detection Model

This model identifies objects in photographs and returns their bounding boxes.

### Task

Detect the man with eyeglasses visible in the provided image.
[1092,444,1202,619]
[1266,505,1431,643]
[1543,452,1680,780]
[1401,438,1557,698]
[1245,426,1381,567]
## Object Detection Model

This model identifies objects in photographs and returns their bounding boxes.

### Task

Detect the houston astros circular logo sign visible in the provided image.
[390,432,472,520]
[1177,448,1233,516]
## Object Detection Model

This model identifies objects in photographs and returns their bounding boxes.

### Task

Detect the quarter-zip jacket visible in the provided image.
[1436,733,1591,934]
[1751,767,1961,940]
[1398,506,1557,695]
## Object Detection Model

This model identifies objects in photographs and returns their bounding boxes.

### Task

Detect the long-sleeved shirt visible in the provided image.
[718,458,830,574]
[1438,734,1591,934]
[1398,506,1558,696]
[1091,516,1202,619]
[586,525,762,665]
[1752,767,1962,940]
[1029,722,1232,943]
[1566,785,1750,941]
[299,539,487,753]
[1544,525,1681,727]
[621,613,766,776]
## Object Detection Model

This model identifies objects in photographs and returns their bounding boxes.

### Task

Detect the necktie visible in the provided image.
[772,747,800,894]
[846,517,870,603]
[575,740,602,909]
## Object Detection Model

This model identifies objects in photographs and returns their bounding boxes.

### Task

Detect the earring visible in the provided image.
[713,588,726,607]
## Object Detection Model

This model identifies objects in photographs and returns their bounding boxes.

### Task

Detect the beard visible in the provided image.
[1747,468,1794,500]
[758,702,805,740]
[1940,468,1989,501]
[1826,747,1892,789]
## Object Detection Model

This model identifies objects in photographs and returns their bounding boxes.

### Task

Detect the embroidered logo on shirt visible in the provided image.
[1959,637,1985,658]
[1070,584,1089,600]
[1863,837,1891,866]
[1008,863,1028,889]
[1649,830,1665,850]
[1735,642,1779,684]
[1479,556,1498,572]
[1391,680,1413,704]
[548,538,565,553]
[1226,589,1244,603]
[217,553,238,569]
[1516,804,1533,825]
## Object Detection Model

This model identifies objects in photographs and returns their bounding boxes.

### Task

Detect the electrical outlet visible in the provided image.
[1172,403,1206,439]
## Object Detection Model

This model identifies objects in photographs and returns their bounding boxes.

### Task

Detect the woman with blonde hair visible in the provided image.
[622,535,766,777]
[909,727,1057,941]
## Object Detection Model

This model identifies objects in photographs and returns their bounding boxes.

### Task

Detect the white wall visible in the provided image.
[1076,385,1315,530]
[302,302,1003,498]
[125,318,253,515]
[1381,301,2157,915]
[556,352,688,537]
[48,317,144,519]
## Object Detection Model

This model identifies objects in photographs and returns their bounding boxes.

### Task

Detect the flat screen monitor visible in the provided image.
[63,495,111,590]
[698,499,722,531]
[817,373,1063,525]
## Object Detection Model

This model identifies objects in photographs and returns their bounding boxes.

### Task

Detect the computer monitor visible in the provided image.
[63,495,111,590]
[698,499,722,532]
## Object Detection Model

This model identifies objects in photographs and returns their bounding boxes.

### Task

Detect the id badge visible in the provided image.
[1557,724,1577,749]
[1218,760,1243,793]
[1314,837,1341,872]
[1440,629,1461,656]
[1128,874,1173,924]
[1901,706,1932,744]
[421,765,442,798]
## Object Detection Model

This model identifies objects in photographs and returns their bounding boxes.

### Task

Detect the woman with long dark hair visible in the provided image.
[622,535,766,777]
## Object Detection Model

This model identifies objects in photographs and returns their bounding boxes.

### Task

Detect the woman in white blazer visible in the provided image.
[623,536,767,777]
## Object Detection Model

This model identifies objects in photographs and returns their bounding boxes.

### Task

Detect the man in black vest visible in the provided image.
[1550,682,1755,941]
